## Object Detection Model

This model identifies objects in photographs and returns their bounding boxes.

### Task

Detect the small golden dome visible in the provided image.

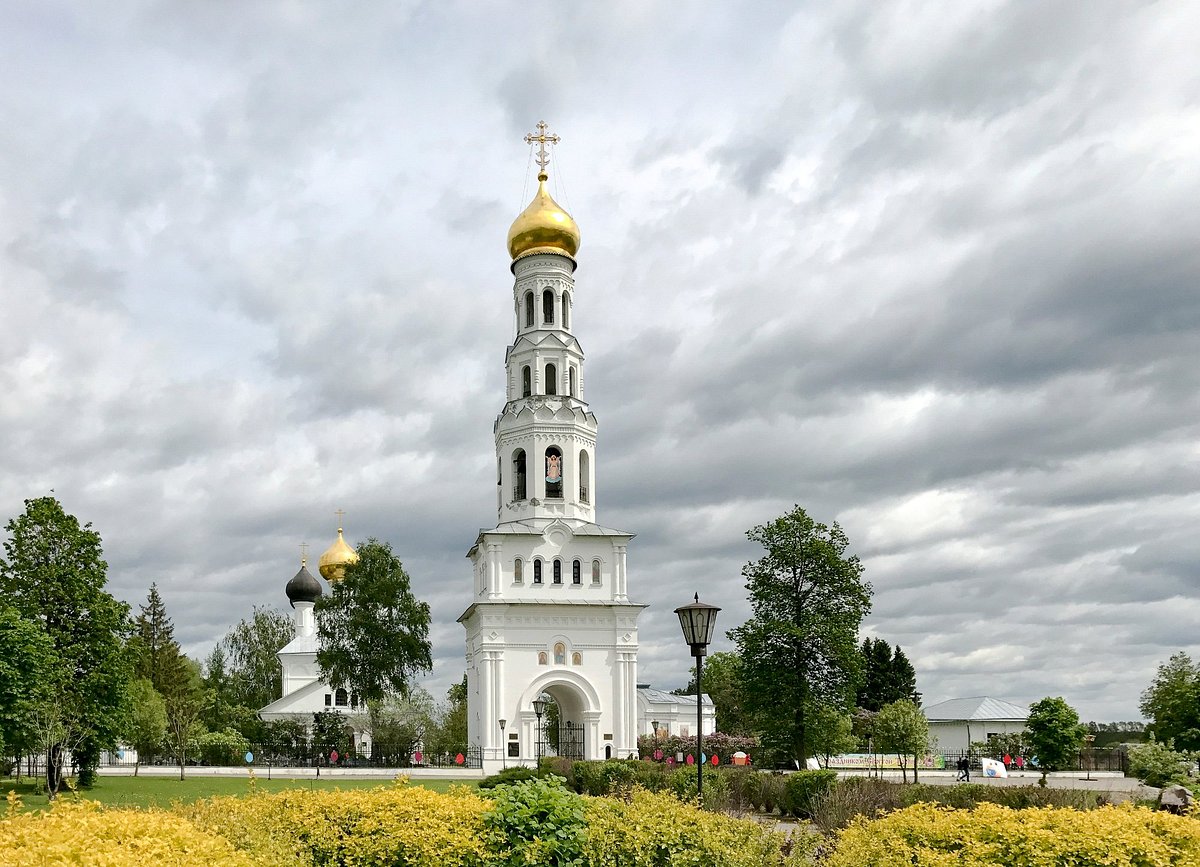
[318,527,358,582]
[507,172,580,260]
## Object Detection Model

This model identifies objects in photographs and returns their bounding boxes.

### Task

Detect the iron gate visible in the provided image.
[537,719,584,760]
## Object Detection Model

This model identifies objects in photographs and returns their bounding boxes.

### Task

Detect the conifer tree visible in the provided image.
[130,583,178,693]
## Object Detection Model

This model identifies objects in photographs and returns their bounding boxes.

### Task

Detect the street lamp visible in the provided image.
[675,593,720,801]
[651,719,659,757]
[533,694,549,767]
[499,719,507,770]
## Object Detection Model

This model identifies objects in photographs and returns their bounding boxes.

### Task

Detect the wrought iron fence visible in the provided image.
[92,744,483,770]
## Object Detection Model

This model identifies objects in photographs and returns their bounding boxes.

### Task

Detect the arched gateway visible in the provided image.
[458,126,645,771]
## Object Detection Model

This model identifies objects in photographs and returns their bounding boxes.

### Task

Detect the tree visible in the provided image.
[874,699,930,783]
[855,638,921,711]
[362,688,436,761]
[673,651,753,736]
[123,678,167,776]
[129,584,177,693]
[315,539,432,703]
[161,652,206,780]
[219,606,294,710]
[1025,696,1086,786]
[1127,736,1198,788]
[433,675,469,752]
[808,704,858,768]
[0,606,56,766]
[0,497,131,793]
[312,710,352,760]
[1140,653,1200,751]
[729,506,872,766]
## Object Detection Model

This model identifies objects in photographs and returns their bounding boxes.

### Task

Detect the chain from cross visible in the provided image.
[335,508,346,530]
[524,120,560,172]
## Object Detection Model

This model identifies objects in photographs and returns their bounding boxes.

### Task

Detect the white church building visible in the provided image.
[259,126,713,766]
[459,126,712,771]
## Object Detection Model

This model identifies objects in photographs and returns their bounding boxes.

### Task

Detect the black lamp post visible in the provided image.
[674,593,720,801]
[533,694,548,767]
[651,719,659,758]
[499,719,507,770]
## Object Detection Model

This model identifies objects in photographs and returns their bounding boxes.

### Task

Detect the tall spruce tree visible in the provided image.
[730,505,872,766]
[130,583,178,693]
[856,637,921,711]
[0,497,131,792]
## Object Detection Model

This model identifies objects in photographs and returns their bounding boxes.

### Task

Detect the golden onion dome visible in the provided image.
[318,527,358,582]
[507,172,580,260]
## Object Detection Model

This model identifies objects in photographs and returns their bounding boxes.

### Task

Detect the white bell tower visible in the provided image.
[460,124,644,770]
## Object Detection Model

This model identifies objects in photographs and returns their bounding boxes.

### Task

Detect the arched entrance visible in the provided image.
[519,671,601,763]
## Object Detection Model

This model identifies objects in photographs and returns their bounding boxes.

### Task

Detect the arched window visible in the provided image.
[554,642,566,665]
[605,745,613,759]
[513,449,527,501]
[553,559,562,584]
[545,363,557,395]
[522,365,531,398]
[543,289,554,324]
[514,558,523,584]
[533,559,543,584]
[572,559,581,584]
[538,651,548,665]
[562,293,571,329]
[572,652,582,665]
[579,450,589,503]
[335,688,348,707]
[524,291,534,327]
[545,446,563,498]
[350,693,360,709]
[569,366,576,397]
[592,559,601,584]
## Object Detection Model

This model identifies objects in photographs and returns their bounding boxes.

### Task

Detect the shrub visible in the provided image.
[196,729,251,766]
[669,764,731,812]
[572,759,609,795]
[539,755,575,786]
[1128,738,1198,788]
[725,768,758,812]
[781,769,838,818]
[0,800,255,866]
[826,802,1200,865]
[810,777,905,833]
[584,787,819,867]
[479,765,538,789]
[482,776,587,867]
[759,773,785,814]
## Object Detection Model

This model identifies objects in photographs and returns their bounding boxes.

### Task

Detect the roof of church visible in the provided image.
[278,632,320,655]
[923,696,1029,722]
[637,686,713,707]
[285,563,323,607]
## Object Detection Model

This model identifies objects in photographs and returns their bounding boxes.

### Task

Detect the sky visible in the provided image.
[1,0,1197,722]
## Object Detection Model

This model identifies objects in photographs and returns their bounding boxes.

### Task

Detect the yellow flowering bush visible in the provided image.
[584,788,820,867]
[826,802,1200,866]
[0,799,254,867]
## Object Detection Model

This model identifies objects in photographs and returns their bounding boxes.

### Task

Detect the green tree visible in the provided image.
[312,710,352,759]
[1127,736,1198,788]
[219,606,294,710]
[363,688,436,761]
[1140,652,1200,751]
[1025,696,1086,786]
[0,606,56,765]
[729,505,872,766]
[673,651,753,736]
[315,539,432,703]
[129,584,177,693]
[874,699,930,783]
[123,678,167,776]
[161,652,206,780]
[0,497,131,793]
[434,675,469,752]
[808,704,858,767]
[855,638,921,711]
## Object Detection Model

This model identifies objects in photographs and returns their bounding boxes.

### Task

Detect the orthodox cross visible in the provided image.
[524,120,560,172]
[299,542,309,565]
[335,508,346,531]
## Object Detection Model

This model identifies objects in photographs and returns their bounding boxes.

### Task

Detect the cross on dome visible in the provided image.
[524,120,560,175]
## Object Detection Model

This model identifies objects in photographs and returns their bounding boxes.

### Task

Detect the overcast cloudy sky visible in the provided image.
[2,1,1197,721]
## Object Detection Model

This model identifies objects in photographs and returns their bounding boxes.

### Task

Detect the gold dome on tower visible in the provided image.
[507,172,580,260]
[507,121,580,261]
[318,520,358,582]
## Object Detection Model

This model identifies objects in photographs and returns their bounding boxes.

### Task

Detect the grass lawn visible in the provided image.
[1,773,474,811]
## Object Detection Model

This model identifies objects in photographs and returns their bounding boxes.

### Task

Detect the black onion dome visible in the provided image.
[285,564,323,607]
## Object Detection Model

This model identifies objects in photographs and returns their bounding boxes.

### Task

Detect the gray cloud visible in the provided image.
[0,0,1197,722]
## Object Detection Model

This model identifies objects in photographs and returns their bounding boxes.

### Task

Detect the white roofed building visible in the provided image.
[924,696,1029,753]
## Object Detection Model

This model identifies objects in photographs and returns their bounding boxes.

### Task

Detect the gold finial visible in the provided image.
[524,120,560,178]
[300,542,309,566]
[335,508,346,531]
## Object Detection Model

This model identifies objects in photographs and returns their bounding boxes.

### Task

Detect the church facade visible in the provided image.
[459,128,712,771]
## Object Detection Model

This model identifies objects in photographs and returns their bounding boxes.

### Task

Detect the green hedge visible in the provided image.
[781,769,838,818]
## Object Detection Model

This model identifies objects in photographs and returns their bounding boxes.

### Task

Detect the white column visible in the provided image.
[614,545,628,600]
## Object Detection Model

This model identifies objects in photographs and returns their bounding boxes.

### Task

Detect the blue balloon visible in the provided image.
[701,752,707,763]
[244,751,254,763]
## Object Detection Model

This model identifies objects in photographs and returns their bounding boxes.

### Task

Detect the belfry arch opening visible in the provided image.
[522,365,531,398]
[545,446,563,498]
[524,291,534,328]
[545,363,557,395]
[562,293,571,329]
[512,449,527,501]
[569,366,576,397]
[543,289,554,324]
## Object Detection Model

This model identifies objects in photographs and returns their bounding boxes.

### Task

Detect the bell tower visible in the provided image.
[460,124,644,771]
